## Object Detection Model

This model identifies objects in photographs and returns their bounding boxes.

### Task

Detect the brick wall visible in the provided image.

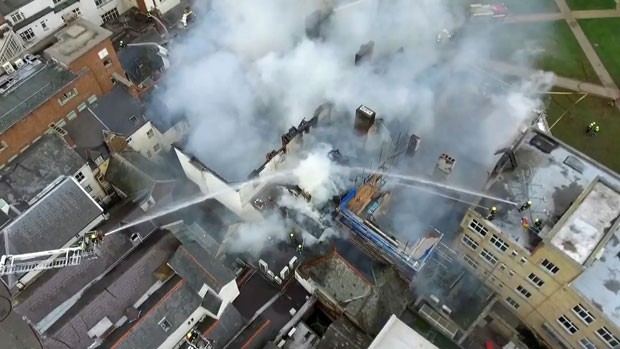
[0,71,103,165]
[68,39,126,95]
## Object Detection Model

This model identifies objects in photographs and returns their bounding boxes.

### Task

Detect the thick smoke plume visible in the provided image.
[155,0,553,249]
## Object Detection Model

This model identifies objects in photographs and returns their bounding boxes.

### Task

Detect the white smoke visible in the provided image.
[155,0,553,244]
[292,143,349,206]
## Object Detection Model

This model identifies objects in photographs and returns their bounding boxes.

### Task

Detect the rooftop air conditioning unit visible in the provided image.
[2,62,15,74]
[13,58,25,68]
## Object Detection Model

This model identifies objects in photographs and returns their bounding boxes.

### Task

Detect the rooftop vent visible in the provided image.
[354,105,376,135]
[564,156,585,174]
[529,133,558,154]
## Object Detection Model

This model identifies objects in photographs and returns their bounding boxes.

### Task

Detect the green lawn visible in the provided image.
[503,0,558,14]
[565,0,617,10]
[546,89,620,172]
[580,18,620,87]
[489,21,600,83]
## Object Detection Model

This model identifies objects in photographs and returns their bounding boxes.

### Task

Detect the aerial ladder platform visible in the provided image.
[0,231,103,276]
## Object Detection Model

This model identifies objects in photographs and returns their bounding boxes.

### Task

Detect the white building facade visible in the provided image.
[127,119,188,162]
[0,0,180,63]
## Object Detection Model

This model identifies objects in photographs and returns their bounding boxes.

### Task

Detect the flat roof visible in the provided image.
[45,19,113,66]
[573,207,620,329]
[0,63,76,133]
[368,315,439,349]
[477,130,620,252]
[550,181,620,264]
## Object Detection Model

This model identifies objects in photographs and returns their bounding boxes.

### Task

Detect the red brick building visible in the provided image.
[0,19,130,166]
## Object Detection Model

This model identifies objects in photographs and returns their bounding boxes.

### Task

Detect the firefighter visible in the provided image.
[521,217,530,229]
[518,200,532,212]
[289,232,295,242]
[487,206,497,220]
[591,124,600,136]
[297,244,303,253]
[586,122,597,134]
[181,7,194,28]
[534,218,542,228]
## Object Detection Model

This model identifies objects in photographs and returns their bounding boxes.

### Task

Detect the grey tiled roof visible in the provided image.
[39,231,180,348]
[202,289,223,315]
[0,63,76,133]
[168,242,235,293]
[205,304,245,345]
[1,176,103,255]
[105,150,175,200]
[111,279,203,349]
[315,317,372,349]
[0,0,33,15]
[0,133,85,205]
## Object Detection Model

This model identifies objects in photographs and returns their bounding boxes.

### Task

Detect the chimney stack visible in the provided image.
[354,105,376,136]
[406,134,420,157]
[433,153,456,182]
[355,41,374,65]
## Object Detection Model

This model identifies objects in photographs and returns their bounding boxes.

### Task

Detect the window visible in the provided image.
[153,144,161,152]
[67,111,77,120]
[541,258,560,274]
[480,248,497,265]
[520,257,528,264]
[505,297,520,309]
[462,234,478,250]
[490,234,509,252]
[20,28,35,42]
[72,7,82,16]
[101,8,120,23]
[146,128,155,139]
[77,103,87,111]
[94,0,107,7]
[597,327,620,348]
[158,317,172,332]
[0,141,7,153]
[87,95,98,104]
[95,156,104,166]
[499,263,506,271]
[75,172,85,182]
[463,254,478,269]
[469,219,488,237]
[508,270,515,278]
[129,115,138,124]
[516,285,531,299]
[558,315,579,335]
[126,137,132,143]
[99,48,112,67]
[527,273,544,287]
[146,150,152,158]
[579,338,596,349]
[510,250,518,257]
[58,88,78,106]
[10,12,24,24]
[40,19,48,30]
[84,185,93,193]
[572,304,595,325]
[53,0,63,4]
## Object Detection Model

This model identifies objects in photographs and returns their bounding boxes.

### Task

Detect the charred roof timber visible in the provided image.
[354,105,376,136]
[281,126,299,147]
[354,41,375,66]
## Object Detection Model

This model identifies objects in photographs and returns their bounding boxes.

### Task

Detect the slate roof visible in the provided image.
[0,63,76,133]
[105,150,176,200]
[109,278,203,349]
[1,177,102,256]
[0,133,85,205]
[202,304,246,345]
[0,0,32,15]
[65,86,147,164]
[168,242,235,293]
[315,317,372,349]
[117,29,165,86]
[40,231,180,348]
[202,289,223,315]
